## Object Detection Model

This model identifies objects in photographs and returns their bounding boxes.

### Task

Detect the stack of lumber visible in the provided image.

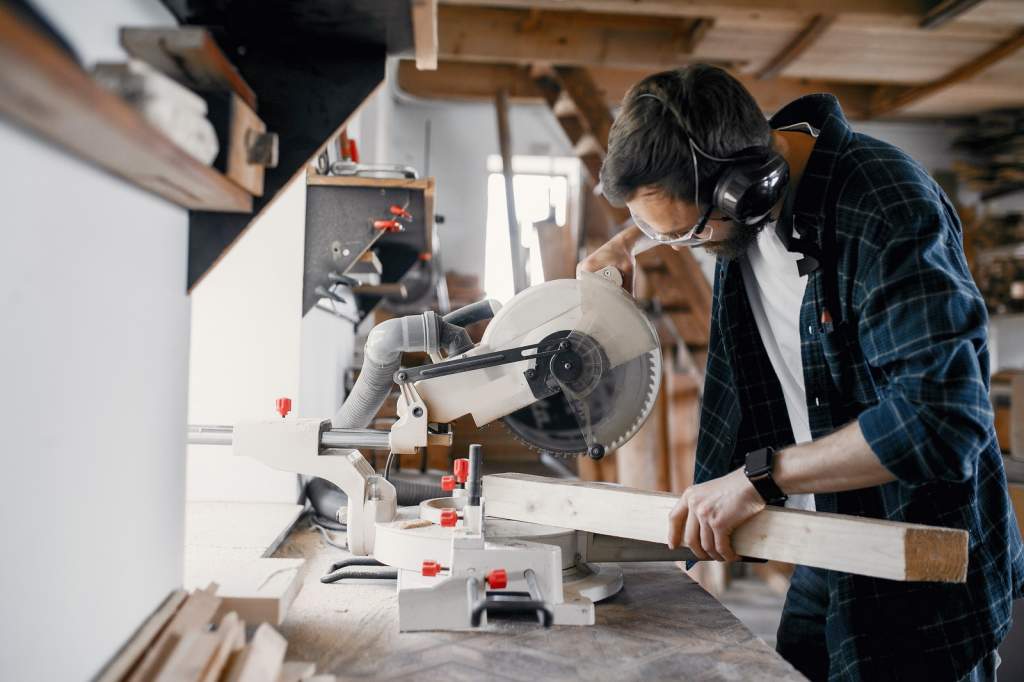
[952,109,1024,201]
[97,585,334,682]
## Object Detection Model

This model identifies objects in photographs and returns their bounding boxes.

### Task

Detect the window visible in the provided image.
[484,156,580,302]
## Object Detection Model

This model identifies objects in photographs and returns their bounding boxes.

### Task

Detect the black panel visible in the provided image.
[162,0,414,55]
[303,182,429,316]
[186,48,384,287]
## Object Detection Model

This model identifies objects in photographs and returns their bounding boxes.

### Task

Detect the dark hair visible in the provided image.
[601,64,772,208]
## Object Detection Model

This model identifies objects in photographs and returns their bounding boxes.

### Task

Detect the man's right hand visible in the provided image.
[576,226,642,294]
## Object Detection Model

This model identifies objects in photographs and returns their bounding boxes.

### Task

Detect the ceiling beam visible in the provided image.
[756,14,836,80]
[920,0,988,29]
[437,5,720,70]
[438,0,930,21]
[412,0,439,70]
[870,27,1024,117]
[397,60,876,119]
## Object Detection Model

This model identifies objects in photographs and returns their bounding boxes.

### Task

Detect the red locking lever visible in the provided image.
[421,560,442,577]
[439,509,458,527]
[453,458,470,484]
[486,569,508,589]
[275,397,292,418]
[440,475,456,492]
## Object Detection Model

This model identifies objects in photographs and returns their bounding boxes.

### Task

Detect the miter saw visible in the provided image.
[189,267,690,631]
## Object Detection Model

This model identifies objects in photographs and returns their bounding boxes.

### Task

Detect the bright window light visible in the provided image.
[484,156,578,303]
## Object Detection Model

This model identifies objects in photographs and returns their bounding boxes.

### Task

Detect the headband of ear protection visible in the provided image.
[636,92,790,226]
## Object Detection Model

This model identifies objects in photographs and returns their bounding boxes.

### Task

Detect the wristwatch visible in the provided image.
[744,447,788,505]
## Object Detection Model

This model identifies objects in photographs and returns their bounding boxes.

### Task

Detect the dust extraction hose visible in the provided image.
[309,302,500,522]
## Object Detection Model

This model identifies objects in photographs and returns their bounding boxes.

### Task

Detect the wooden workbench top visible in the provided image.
[271,521,804,681]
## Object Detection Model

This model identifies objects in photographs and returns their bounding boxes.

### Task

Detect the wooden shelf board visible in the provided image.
[982,182,1024,201]
[0,6,252,213]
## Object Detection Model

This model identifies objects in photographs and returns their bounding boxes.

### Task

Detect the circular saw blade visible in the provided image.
[502,346,661,457]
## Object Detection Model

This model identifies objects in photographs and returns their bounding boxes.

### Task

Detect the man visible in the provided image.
[580,64,1023,681]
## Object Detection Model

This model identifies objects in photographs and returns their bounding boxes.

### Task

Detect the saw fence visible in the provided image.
[483,473,969,583]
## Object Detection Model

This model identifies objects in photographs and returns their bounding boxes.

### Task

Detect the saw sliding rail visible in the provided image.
[187,424,391,450]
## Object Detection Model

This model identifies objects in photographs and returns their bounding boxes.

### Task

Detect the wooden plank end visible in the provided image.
[904,526,969,583]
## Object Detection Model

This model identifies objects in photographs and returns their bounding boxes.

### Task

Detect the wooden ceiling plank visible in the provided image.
[687,18,715,51]
[553,66,615,146]
[438,0,929,21]
[412,0,439,70]
[920,0,989,29]
[870,27,1024,116]
[438,6,726,70]
[756,14,837,80]
[396,60,877,120]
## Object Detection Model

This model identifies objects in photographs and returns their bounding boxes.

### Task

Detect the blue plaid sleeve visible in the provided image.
[855,193,994,486]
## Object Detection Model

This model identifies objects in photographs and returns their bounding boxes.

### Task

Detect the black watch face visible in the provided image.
[748,447,771,474]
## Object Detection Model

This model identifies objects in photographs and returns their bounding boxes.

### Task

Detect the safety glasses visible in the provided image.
[627,136,736,247]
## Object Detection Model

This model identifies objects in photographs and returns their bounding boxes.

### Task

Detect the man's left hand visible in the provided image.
[667,467,766,561]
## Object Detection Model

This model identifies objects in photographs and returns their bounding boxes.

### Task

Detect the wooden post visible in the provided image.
[494,88,528,294]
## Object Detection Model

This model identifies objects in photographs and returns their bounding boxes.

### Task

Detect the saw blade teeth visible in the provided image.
[500,348,662,458]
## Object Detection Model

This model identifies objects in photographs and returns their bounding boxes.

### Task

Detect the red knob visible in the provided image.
[439,509,458,527]
[389,204,413,220]
[348,139,360,164]
[453,458,470,483]
[486,569,508,589]
[373,219,402,232]
[421,560,441,577]
[441,475,456,492]
[275,397,292,418]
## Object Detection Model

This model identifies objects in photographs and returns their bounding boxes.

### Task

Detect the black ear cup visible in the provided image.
[712,152,790,225]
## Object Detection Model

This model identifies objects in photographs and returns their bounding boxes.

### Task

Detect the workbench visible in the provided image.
[272,520,805,681]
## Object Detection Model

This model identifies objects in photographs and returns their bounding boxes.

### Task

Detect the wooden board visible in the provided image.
[223,623,288,682]
[277,661,316,682]
[200,612,245,682]
[126,586,223,682]
[412,0,439,70]
[153,630,221,682]
[120,27,257,108]
[186,558,305,626]
[483,473,969,582]
[95,590,188,682]
[0,6,252,213]
[213,92,267,196]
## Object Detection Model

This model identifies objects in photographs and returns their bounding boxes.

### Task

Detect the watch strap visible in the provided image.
[744,447,788,505]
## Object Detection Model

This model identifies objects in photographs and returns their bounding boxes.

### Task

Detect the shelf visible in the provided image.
[981,182,1024,202]
[0,5,252,213]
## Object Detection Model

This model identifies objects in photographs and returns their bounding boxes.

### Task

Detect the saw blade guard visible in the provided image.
[552,267,661,457]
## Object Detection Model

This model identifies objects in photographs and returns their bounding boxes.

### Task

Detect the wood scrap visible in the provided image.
[483,473,970,583]
[277,662,316,682]
[127,585,223,682]
[187,558,304,626]
[98,587,331,682]
[153,630,221,682]
[223,623,288,682]
[96,590,188,682]
[198,612,245,682]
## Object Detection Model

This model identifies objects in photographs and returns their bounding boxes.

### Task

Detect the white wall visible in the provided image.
[388,92,572,284]
[0,2,189,679]
[186,178,308,502]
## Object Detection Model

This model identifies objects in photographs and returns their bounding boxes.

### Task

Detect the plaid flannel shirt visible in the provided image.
[693,94,1024,681]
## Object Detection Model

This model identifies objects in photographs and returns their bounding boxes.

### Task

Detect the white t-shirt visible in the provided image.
[740,209,816,512]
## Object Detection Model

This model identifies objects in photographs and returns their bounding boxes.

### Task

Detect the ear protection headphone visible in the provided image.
[635,92,789,227]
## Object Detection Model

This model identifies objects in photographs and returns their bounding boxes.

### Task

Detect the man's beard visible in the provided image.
[700,218,770,260]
